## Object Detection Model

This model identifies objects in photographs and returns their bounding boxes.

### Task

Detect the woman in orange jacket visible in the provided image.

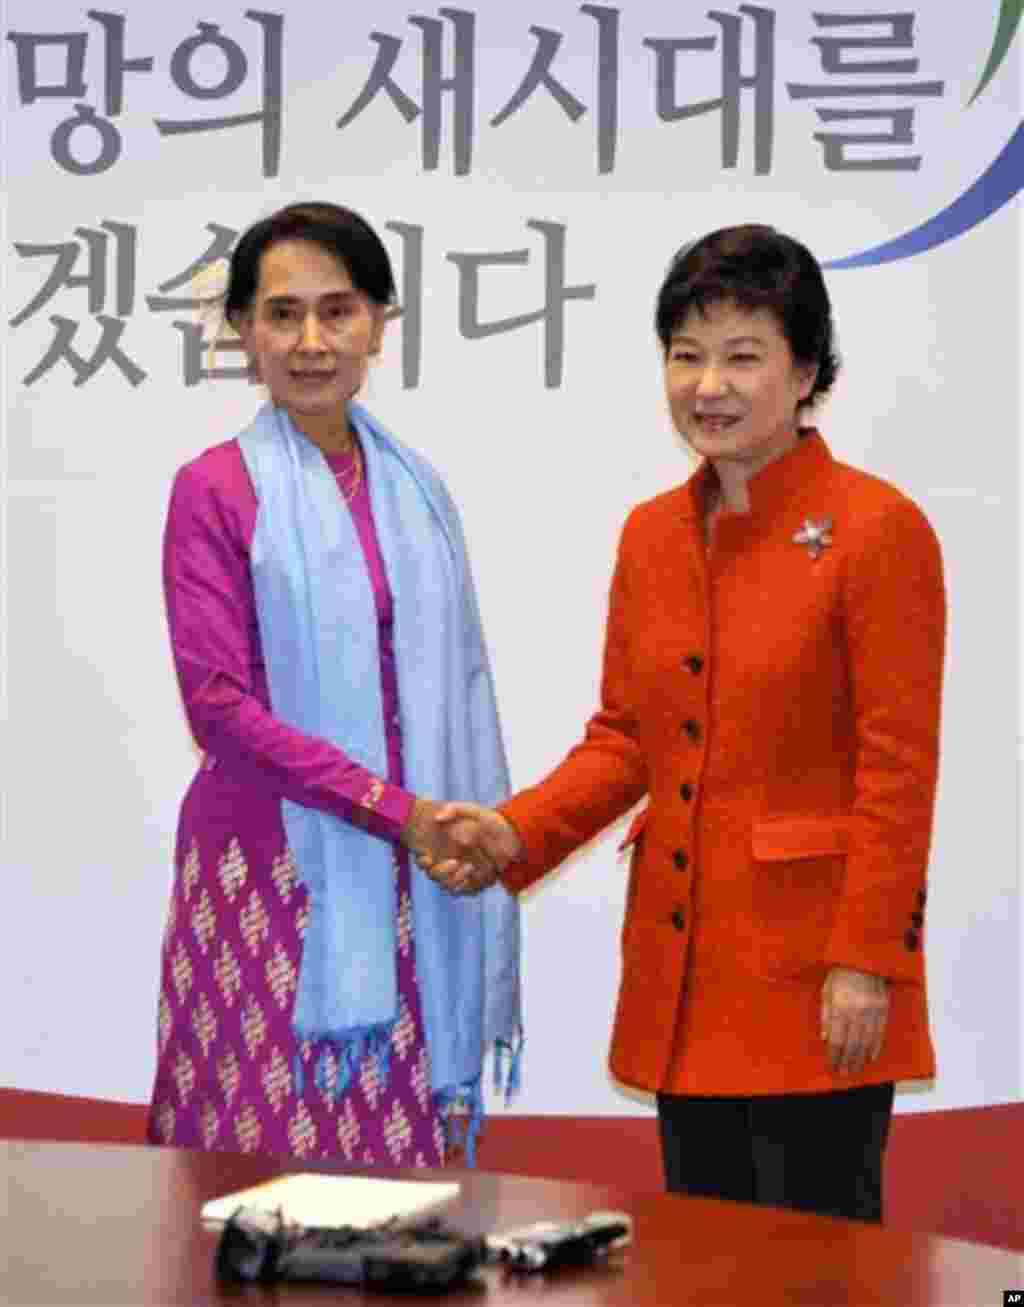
[428,225,945,1223]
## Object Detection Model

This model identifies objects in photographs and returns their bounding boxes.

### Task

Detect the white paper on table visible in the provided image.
[200,1173,461,1228]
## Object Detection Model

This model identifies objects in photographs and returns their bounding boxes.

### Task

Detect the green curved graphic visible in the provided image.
[968,0,1023,105]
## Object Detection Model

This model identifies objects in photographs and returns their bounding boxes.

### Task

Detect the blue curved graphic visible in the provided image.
[824,120,1023,270]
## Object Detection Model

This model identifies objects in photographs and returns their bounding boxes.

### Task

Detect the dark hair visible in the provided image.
[224,201,396,322]
[654,225,840,406]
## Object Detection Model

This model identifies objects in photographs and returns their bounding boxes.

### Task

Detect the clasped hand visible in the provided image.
[401,799,521,895]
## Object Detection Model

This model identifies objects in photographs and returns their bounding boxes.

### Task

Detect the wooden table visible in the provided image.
[5,1138,1021,1305]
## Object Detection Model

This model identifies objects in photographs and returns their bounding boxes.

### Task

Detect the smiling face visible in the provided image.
[665,300,818,475]
[233,238,386,448]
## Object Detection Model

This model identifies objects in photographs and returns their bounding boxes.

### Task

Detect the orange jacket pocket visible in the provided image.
[618,805,650,957]
[750,816,846,978]
[752,815,848,861]
[618,804,650,852]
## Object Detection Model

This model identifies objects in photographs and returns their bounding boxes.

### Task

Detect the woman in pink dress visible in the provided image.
[147,201,521,1166]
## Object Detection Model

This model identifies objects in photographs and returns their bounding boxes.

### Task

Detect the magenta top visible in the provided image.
[162,437,415,837]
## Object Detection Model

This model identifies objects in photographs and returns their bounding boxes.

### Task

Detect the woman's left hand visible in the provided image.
[820,966,890,1075]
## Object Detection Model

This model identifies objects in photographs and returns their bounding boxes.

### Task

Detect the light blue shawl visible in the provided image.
[238,402,521,1141]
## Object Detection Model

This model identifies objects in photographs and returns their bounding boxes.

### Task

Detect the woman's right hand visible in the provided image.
[401,798,498,893]
[424,802,522,894]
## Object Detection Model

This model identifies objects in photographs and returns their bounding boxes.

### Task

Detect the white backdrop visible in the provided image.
[2,0,1021,1115]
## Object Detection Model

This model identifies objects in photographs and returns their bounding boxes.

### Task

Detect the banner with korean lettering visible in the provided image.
[2,0,1021,1114]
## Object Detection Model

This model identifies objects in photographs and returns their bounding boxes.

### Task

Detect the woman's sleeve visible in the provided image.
[164,460,415,840]
[824,495,946,982]
[498,522,649,890]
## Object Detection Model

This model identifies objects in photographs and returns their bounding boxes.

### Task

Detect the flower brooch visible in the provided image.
[792,516,833,560]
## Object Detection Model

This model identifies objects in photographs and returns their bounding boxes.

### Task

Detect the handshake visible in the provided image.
[401,800,522,896]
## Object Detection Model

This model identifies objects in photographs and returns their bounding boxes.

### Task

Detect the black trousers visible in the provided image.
[656,1082,895,1223]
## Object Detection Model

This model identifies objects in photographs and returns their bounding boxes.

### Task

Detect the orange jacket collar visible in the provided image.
[683,426,831,521]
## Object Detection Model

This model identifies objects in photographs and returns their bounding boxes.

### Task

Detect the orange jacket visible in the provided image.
[500,432,944,1095]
